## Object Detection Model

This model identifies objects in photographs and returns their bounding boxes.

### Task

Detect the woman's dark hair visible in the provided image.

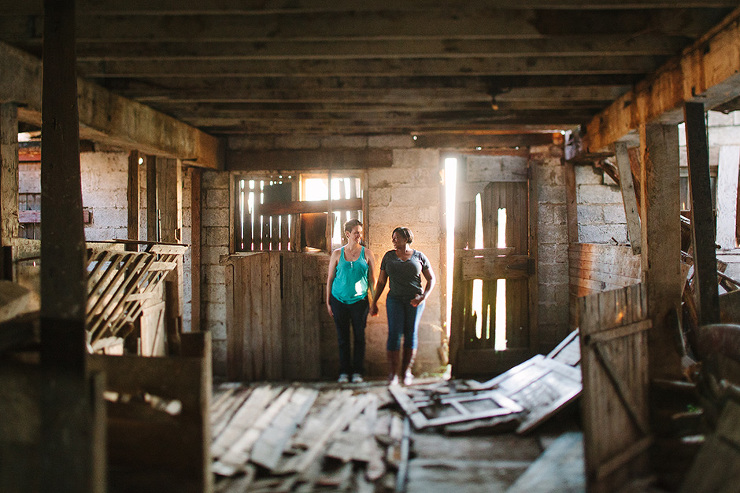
[392,226,413,244]
[344,218,363,233]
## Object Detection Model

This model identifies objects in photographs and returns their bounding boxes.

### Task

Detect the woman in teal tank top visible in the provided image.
[326,219,377,383]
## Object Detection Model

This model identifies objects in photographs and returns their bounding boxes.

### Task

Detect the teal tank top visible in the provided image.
[331,246,369,304]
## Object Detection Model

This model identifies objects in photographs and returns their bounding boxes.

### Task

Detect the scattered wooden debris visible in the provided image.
[211,383,406,492]
[389,330,582,435]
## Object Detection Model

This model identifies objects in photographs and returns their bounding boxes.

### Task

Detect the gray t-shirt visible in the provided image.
[380,249,431,299]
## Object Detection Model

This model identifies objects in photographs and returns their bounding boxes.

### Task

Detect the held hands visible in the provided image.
[410,293,425,307]
[369,302,379,317]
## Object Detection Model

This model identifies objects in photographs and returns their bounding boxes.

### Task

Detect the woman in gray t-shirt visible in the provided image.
[370,227,435,385]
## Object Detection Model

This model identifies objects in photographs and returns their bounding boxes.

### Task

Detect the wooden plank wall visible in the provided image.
[225,252,327,381]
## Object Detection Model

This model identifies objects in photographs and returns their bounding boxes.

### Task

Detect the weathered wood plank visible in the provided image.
[685,102,720,325]
[0,103,18,247]
[640,123,683,380]
[615,142,641,254]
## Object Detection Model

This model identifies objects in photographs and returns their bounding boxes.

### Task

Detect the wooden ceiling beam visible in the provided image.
[0,10,726,43]
[77,56,659,78]
[584,7,740,151]
[68,36,687,61]
[0,42,221,169]
[2,0,737,15]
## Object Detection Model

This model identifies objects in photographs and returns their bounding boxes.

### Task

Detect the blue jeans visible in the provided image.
[386,296,425,351]
[329,295,368,375]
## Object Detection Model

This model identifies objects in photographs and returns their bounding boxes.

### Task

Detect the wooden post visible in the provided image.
[1,103,19,247]
[146,154,158,241]
[564,160,579,328]
[684,102,720,325]
[528,162,539,352]
[0,103,18,281]
[639,123,683,380]
[157,157,179,243]
[615,142,642,255]
[127,150,140,248]
[191,167,202,331]
[40,1,105,492]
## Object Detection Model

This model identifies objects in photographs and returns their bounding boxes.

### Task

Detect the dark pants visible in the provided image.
[329,295,369,375]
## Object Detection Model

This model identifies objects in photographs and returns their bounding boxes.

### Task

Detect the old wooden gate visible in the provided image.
[224,252,326,381]
[578,283,652,492]
[450,154,538,376]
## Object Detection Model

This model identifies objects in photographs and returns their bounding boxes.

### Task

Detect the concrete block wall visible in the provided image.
[366,147,446,378]
[574,163,628,245]
[80,152,129,241]
[530,145,571,350]
[200,170,230,376]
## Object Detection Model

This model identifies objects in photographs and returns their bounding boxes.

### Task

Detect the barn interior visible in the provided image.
[1,1,740,492]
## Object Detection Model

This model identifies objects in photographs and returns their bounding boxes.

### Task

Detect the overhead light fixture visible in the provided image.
[412,135,418,140]
[476,146,482,151]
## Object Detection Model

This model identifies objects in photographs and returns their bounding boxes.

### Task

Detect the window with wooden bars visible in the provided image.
[233,171,366,253]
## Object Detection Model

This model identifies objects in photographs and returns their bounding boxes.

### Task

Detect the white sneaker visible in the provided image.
[388,374,399,386]
[351,373,364,384]
[337,374,349,384]
[403,371,414,386]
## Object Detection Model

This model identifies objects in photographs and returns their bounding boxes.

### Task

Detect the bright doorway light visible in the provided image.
[495,208,507,350]
[444,157,457,340]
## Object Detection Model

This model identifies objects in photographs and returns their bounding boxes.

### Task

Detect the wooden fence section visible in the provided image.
[578,283,652,493]
[225,252,325,382]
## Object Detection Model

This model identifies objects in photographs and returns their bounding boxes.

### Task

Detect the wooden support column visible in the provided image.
[639,123,683,380]
[684,102,720,325]
[1,103,19,246]
[564,160,578,327]
[0,103,18,280]
[40,0,105,492]
[146,154,158,241]
[190,167,202,331]
[157,157,179,243]
[127,150,140,247]
[615,142,642,255]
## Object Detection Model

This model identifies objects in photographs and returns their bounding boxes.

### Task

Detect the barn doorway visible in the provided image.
[449,154,538,377]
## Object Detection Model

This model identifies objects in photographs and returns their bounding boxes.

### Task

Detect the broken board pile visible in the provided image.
[210,383,407,492]
[391,330,582,435]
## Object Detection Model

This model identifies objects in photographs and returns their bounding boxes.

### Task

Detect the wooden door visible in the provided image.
[450,155,538,377]
[578,283,651,492]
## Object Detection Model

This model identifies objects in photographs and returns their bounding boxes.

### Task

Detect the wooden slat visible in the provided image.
[615,142,641,255]
[461,254,530,280]
[250,387,319,471]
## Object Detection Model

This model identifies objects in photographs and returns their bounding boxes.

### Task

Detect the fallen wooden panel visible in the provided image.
[479,354,582,434]
[389,384,523,430]
[547,329,581,368]
[506,431,585,493]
